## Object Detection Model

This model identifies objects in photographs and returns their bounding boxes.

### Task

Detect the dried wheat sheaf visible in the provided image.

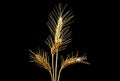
[29,3,90,81]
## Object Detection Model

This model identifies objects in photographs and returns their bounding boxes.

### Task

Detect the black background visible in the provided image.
[2,0,119,81]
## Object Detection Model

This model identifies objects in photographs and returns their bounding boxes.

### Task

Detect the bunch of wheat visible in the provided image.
[29,3,90,81]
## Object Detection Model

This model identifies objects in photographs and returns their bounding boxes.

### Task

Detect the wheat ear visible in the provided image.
[61,53,90,69]
[46,3,73,55]
[29,49,52,79]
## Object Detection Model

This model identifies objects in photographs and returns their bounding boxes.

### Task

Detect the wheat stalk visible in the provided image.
[29,3,90,81]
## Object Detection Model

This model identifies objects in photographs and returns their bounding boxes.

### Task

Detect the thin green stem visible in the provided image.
[52,55,54,81]
[57,68,62,81]
[55,50,58,81]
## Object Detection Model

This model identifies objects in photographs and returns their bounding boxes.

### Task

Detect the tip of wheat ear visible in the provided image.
[29,50,51,73]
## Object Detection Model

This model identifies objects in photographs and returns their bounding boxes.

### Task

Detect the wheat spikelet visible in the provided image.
[29,49,51,73]
[46,3,74,55]
[61,52,90,69]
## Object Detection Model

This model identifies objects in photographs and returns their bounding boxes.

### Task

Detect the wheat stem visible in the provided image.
[57,68,62,81]
[50,71,53,81]
[55,49,58,81]
[52,55,55,81]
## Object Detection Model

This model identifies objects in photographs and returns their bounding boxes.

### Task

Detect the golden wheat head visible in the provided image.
[29,49,51,74]
[61,52,90,69]
[46,3,74,55]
